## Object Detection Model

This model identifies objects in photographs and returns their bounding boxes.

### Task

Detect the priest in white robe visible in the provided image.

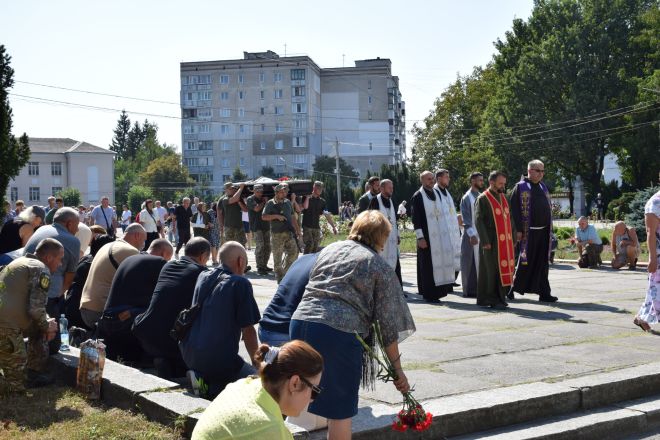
[459,172,484,298]
[368,179,402,287]
[411,170,462,303]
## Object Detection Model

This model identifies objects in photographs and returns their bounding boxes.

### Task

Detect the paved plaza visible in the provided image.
[243,250,654,409]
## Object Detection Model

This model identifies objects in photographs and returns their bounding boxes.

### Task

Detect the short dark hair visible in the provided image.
[185,237,211,258]
[90,234,116,256]
[35,238,63,258]
[436,169,449,178]
[469,172,483,181]
[55,197,63,203]
[488,170,507,182]
[367,176,380,185]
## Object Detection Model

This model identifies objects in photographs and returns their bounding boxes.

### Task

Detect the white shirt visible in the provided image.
[140,209,158,233]
[121,210,132,225]
[155,206,167,223]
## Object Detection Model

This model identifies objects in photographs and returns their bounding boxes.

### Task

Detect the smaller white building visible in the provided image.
[6,138,116,207]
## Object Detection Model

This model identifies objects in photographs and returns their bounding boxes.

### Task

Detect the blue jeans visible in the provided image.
[258,326,290,347]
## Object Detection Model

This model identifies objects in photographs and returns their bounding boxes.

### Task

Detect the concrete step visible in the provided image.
[450,394,660,440]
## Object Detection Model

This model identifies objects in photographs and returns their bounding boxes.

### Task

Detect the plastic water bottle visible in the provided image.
[59,314,70,351]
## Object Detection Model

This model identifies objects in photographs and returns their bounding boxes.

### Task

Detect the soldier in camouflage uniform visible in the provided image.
[0,238,62,394]
[219,182,247,247]
[262,183,301,283]
[302,181,338,254]
[246,184,272,275]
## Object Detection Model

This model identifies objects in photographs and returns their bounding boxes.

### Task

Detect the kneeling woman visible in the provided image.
[192,340,323,440]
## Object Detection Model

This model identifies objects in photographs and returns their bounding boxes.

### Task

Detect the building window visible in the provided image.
[199,124,210,134]
[368,95,372,104]
[261,124,265,132]
[197,108,212,118]
[292,103,306,113]
[10,187,18,202]
[221,91,229,100]
[28,162,39,176]
[223,174,231,182]
[240,157,246,167]
[51,162,62,176]
[368,111,373,120]
[183,125,195,134]
[294,154,307,165]
[274,89,283,99]
[184,158,198,167]
[239,90,245,100]
[183,108,197,119]
[198,91,211,101]
[259,73,265,82]
[291,69,305,80]
[274,72,282,82]
[368,79,372,89]
[29,187,40,202]
[260,107,265,115]
[221,125,230,135]
[238,74,244,84]
[220,74,229,84]
[369,142,373,151]
[239,124,246,134]
[275,123,283,133]
[260,158,267,166]
[275,106,284,115]
[220,108,231,117]
[292,86,305,97]
[185,141,197,150]
[239,140,247,151]
[222,159,231,168]
[260,90,265,100]
[199,140,213,150]
[293,136,306,147]
[222,142,231,151]
[200,157,214,166]
[294,119,306,129]
[238,108,245,117]
[260,141,266,150]
[183,74,211,85]
[275,139,284,150]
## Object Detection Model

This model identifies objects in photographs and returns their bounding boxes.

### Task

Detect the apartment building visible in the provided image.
[6,138,116,207]
[180,51,405,189]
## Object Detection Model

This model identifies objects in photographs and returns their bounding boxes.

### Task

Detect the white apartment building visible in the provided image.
[180,51,405,189]
[6,138,116,207]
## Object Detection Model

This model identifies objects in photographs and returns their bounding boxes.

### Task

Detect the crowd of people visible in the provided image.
[1,161,659,440]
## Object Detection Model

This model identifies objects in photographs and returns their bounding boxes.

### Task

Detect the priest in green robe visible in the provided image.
[474,171,517,310]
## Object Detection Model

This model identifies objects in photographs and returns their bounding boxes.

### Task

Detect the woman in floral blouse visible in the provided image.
[634,189,660,332]
[291,210,416,440]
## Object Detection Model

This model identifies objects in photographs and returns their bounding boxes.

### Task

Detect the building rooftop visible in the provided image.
[27,138,115,155]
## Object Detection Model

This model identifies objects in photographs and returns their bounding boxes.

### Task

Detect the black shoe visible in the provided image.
[507,291,515,301]
[539,295,558,303]
[257,269,268,275]
[492,303,508,310]
[629,259,638,271]
[424,298,442,304]
[462,293,476,298]
[265,267,274,272]
[26,370,54,388]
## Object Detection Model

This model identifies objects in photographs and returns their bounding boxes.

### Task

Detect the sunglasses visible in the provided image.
[299,376,322,400]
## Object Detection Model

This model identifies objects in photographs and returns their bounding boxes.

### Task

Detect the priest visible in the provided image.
[510,159,557,302]
[474,171,516,309]
[459,172,484,298]
[411,170,461,303]
[368,179,402,286]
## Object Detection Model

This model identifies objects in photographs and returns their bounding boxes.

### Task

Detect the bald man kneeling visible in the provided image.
[179,241,261,398]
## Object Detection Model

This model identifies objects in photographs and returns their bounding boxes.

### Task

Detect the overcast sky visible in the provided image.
[2,0,533,152]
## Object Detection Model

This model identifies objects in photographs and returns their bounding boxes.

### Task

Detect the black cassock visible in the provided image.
[510,180,552,297]
[411,188,454,301]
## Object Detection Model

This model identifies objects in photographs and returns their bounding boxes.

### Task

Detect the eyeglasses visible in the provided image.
[299,376,322,400]
[530,169,545,173]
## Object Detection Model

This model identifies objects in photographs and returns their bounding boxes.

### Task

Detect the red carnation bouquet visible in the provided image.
[356,322,433,432]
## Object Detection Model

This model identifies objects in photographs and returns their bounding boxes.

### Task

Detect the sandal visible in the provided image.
[633,317,651,332]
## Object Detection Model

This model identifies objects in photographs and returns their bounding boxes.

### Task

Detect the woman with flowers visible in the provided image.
[291,210,416,440]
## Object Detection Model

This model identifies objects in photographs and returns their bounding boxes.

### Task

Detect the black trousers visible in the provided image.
[144,232,159,251]
[176,227,191,254]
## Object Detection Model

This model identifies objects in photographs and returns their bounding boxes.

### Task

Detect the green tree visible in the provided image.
[259,166,275,178]
[57,187,81,207]
[312,155,359,213]
[625,185,660,242]
[140,154,194,203]
[0,45,30,216]
[231,166,248,182]
[127,185,153,215]
[126,120,143,160]
[110,110,131,160]
[377,163,420,208]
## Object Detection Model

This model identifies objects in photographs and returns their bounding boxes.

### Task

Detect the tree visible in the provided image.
[312,155,359,213]
[0,45,30,216]
[625,185,660,242]
[377,163,420,209]
[259,166,275,178]
[140,154,194,203]
[110,110,131,160]
[231,166,248,182]
[127,185,153,215]
[57,187,81,208]
[126,120,143,160]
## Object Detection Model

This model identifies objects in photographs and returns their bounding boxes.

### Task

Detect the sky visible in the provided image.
[1,0,534,152]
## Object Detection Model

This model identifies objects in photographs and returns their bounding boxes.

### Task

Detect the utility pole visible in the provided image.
[335,138,341,214]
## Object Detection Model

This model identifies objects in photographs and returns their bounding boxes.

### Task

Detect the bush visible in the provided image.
[606,192,637,220]
[57,187,81,207]
[555,226,573,240]
[598,229,611,246]
[625,186,660,242]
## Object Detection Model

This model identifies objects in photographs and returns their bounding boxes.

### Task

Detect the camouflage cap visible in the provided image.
[253,184,264,191]
[274,183,289,191]
[224,182,234,189]
[313,181,324,187]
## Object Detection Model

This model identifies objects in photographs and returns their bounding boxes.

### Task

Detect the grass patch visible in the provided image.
[402,362,439,371]
[322,230,418,253]
[0,386,182,440]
